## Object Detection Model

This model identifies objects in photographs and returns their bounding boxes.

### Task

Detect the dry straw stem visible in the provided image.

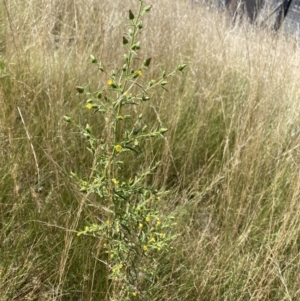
[2,0,300,300]
[17,106,41,193]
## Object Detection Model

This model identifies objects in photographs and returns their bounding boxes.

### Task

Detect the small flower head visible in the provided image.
[149,237,156,243]
[138,223,143,229]
[110,253,114,259]
[137,70,142,76]
[159,233,166,238]
[132,292,138,297]
[114,145,123,153]
[112,178,119,186]
[156,220,161,227]
[86,103,93,110]
[145,216,150,222]
[143,245,148,251]
[149,79,156,87]
[107,79,113,86]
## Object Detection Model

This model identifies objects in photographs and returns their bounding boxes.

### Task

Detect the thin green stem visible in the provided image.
[122,0,144,94]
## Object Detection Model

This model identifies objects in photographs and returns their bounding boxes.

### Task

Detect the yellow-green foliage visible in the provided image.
[2,0,300,300]
[64,2,184,299]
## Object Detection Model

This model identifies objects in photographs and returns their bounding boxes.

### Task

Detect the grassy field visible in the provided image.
[2,0,300,300]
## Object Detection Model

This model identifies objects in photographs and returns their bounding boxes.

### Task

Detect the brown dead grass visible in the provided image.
[1,0,300,300]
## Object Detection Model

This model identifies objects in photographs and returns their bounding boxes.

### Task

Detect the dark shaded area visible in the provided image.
[224,0,300,34]
[245,0,265,20]
[225,0,265,22]
[273,0,293,30]
[282,0,300,33]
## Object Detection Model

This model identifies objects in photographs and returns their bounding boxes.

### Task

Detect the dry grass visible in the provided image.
[2,0,300,300]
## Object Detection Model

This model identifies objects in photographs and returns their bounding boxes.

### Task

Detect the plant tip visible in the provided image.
[90,55,97,64]
[122,36,129,45]
[129,10,135,20]
[64,115,71,122]
[177,64,187,71]
[75,86,85,93]
[143,57,152,67]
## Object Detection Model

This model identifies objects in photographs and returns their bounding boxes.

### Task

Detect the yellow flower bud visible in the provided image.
[114,145,123,152]
[112,178,119,186]
[86,103,93,110]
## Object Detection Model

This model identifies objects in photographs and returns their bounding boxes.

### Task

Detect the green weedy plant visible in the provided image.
[64,1,186,300]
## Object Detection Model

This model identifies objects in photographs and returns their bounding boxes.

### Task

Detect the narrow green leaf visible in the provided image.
[143,57,152,67]
[177,64,187,71]
[90,54,97,63]
[129,10,135,20]
[122,36,129,45]
[75,86,84,93]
